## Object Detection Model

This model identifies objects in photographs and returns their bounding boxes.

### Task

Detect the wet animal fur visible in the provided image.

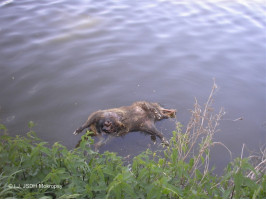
[73,101,176,150]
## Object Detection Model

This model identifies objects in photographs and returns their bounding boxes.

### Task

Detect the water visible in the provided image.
[0,0,265,173]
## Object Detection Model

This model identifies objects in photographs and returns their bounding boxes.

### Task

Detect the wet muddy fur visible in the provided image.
[73,101,176,150]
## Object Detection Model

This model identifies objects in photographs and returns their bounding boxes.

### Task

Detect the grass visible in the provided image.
[0,83,265,198]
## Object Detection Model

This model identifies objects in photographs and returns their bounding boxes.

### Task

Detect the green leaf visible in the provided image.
[106,174,123,198]
[171,148,178,164]
[121,182,136,198]
[234,171,243,198]
[146,184,161,198]
[162,183,181,198]
[0,124,7,133]
[28,121,35,129]
[189,158,194,168]
[201,156,205,164]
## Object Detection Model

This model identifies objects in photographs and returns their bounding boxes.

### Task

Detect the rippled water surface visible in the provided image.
[0,0,265,172]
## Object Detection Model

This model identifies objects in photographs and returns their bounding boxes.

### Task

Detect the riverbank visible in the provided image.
[0,85,265,198]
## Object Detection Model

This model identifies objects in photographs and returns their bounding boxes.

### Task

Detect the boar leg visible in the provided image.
[141,122,169,146]
[73,118,94,135]
[94,134,113,151]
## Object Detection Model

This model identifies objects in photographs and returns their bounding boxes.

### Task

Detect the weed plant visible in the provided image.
[0,84,265,198]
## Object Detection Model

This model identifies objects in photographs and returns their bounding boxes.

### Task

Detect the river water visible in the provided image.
[0,0,265,172]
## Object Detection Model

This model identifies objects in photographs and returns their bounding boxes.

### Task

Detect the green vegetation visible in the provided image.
[0,84,265,198]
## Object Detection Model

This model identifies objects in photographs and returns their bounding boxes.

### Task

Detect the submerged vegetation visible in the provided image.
[0,84,265,199]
